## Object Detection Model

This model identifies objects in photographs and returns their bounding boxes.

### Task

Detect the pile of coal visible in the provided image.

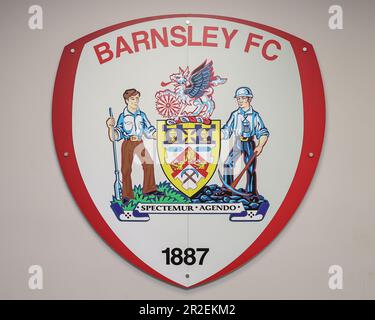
[192,184,266,211]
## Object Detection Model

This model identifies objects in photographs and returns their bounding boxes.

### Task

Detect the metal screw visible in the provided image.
[70,48,75,54]
[308,152,314,158]
[185,273,190,278]
[302,47,308,52]
[186,20,190,25]
[63,152,69,157]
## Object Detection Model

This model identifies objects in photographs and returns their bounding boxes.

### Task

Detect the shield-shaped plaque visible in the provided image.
[53,14,325,288]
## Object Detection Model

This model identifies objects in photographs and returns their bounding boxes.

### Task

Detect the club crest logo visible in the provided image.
[155,60,224,197]
[53,15,325,288]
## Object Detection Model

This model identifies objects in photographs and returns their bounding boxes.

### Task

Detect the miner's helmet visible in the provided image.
[234,87,253,98]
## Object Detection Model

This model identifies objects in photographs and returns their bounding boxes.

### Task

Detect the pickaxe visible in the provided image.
[218,153,257,197]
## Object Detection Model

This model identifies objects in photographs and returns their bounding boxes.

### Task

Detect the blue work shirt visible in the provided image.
[114,107,156,141]
[221,107,269,140]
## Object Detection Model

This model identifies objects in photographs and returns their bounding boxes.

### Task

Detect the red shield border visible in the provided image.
[52,14,325,288]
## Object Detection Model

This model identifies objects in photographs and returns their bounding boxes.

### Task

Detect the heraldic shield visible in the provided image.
[157,120,221,197]
[52,14,325,288]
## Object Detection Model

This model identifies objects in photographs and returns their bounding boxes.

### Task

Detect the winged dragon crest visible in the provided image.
[155,60,227,123]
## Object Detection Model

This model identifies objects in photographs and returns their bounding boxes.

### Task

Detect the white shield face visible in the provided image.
[53,15,325,287]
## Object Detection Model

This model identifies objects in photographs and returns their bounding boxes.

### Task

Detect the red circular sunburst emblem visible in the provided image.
[155,91,181,118]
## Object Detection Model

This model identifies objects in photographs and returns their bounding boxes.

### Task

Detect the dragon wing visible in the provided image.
[184,60,213,99]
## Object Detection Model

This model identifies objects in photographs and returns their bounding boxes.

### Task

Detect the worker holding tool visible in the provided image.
[106,88,164,204]
[218,87,269,196]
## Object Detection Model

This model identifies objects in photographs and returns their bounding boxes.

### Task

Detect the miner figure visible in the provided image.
[220,87,270,195]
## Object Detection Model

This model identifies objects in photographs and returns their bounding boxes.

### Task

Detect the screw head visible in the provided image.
[185,273,190,278]
[186,20,190,25]
[70,48,75,54]
[63,152,69,157]
[302,47,308,52]
[308,152,314,158]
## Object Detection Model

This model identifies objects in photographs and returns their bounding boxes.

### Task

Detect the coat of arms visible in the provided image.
[53,15,325,288]
[106,60,270,221]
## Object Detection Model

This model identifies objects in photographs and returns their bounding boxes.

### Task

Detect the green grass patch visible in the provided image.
[111,181,191,211]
